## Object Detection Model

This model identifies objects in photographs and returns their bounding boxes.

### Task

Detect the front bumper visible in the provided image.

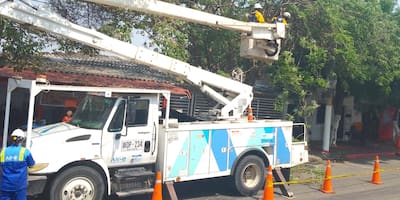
[28,175,47,196]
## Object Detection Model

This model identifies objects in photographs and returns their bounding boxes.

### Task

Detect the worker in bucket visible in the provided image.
[0,129,35,200]
[249,3,265,23]
[272,11,291,25]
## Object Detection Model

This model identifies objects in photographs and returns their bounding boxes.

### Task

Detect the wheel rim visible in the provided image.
[241,163,261,188]
[61,177,95,200]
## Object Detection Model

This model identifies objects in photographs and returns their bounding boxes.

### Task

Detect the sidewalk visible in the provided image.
[308,140,400,161]
[289,140,400,182]
[274,157,400,200]
[279,140,400,200]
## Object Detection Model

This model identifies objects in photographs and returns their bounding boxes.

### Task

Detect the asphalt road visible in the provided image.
[29,155,400,200]
[123,155,400,200]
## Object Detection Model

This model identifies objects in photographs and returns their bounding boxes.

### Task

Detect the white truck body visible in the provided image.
[3,78,308,198]
[159,120,306,182]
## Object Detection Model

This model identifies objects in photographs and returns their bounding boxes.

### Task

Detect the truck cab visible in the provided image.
[3,78,170,198]
[32,93,160,170]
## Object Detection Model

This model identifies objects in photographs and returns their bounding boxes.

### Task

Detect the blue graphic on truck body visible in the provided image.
[167,125,292,178]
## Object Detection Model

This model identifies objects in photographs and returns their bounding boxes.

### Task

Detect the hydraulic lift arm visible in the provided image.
[0,0,284,119]
[84,0,286,61]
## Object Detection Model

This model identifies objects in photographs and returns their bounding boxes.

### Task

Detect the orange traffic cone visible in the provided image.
[152,171,162,200]
[261,165,274,200]
[370,155,383,184]
[320,160,334,194]
[248,105,254,121]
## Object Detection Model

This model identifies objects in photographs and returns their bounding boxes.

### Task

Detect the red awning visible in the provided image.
[0,67,191,97]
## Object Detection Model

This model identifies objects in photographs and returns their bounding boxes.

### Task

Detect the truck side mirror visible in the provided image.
[115,133,121,140]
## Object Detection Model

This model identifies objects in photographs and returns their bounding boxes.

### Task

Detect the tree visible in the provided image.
[49,0,137,55]
[270,0,400,122]
[0,17,45,72]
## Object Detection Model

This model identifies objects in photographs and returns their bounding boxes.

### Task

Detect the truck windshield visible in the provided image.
[69,95,116,129]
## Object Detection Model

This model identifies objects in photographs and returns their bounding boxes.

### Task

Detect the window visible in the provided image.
[70,95,116,129]
[108,101,126,132]
[127,99,149,126]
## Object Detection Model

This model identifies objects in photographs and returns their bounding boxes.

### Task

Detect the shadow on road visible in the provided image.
[164,176,241,200]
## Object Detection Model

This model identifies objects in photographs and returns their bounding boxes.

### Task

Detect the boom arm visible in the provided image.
[85,0,280,35]
[85,0,286,61]
[0,0,254,119]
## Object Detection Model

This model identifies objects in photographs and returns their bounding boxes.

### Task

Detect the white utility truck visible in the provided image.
[0,0,308,199]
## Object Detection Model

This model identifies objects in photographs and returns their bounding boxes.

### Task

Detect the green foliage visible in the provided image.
[147,17,190,61]
[97,17,133,43]
[284,0,400,119]
[49,0,137,54]
[0,17,44,72]
[188,27,241,72]
[266,51,319,121]
[137,0,249,71]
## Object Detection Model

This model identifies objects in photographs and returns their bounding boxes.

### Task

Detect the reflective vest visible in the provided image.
[272,16,288,25]
[0,145,35,191]
[255,10,265,23]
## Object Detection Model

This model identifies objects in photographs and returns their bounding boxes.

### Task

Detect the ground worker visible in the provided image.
[0,129,35,200]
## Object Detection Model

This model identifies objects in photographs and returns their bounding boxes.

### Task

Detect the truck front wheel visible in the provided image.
[234,155,266,196]
[49,166,105,200]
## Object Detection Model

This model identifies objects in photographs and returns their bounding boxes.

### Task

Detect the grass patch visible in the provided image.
[290,162,325,181]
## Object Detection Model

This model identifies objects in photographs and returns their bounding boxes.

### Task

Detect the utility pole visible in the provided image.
[322,96,333,153]
[322,74,337,153]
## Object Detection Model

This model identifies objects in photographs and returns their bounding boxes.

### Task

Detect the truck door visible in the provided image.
[102,95,158,167]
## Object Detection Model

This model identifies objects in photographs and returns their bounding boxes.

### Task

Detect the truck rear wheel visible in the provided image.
[233,155,266,196]
[49,166,105,200]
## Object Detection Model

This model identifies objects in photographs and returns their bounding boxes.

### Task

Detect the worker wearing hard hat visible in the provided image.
[0,129,35,200]
[272,12,291,25]
[253,3,265,23]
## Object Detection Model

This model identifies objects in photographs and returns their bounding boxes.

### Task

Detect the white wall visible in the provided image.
[309,105,325,141]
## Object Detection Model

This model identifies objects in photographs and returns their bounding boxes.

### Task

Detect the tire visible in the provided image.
[233,155,266,196]
[49,166,105,200]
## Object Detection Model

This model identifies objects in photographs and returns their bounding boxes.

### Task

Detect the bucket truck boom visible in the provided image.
[0,0,288,119]
[85,0,286,60]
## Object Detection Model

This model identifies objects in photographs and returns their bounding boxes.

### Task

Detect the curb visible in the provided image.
[345,151,399,159]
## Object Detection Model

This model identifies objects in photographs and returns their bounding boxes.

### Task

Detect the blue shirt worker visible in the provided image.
[0,129,35,200]
[248,9,257,22]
